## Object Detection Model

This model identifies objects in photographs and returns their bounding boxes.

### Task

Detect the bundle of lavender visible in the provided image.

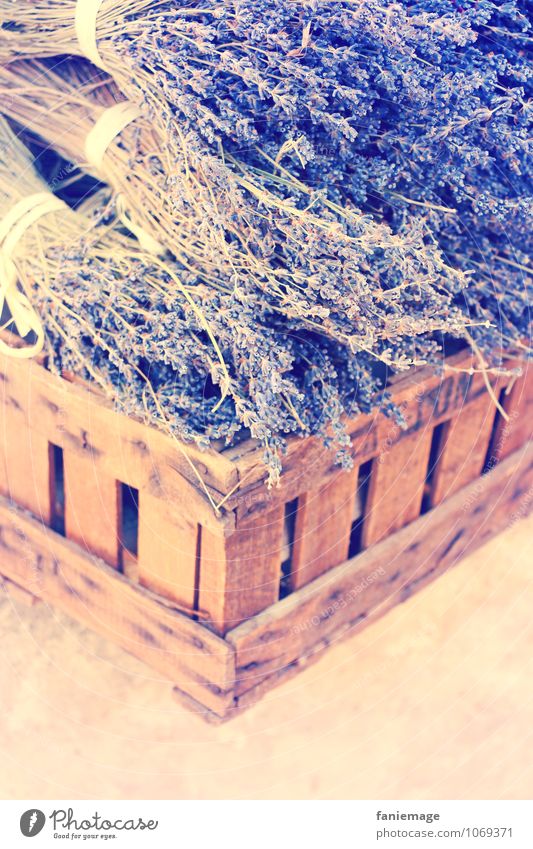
[0,57,476,368]
[0,1,529,363]
[0,58,239,283]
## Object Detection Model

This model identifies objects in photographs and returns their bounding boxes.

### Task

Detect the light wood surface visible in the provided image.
[199,506,285,634]
[430,391,497,506]
[290,467,359,591]
[64,449,121,567]
[137,493,198,613]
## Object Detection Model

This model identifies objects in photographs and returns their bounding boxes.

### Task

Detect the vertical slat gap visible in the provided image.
[421,422,448,514]
[119,482,139,575]
[483,386,509,473]
[192,524,202,620]
[280,498,298,599]
[49,443,65,536]
[348,460,372,557]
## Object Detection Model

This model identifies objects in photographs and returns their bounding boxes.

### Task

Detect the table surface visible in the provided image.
[0,515,531,800]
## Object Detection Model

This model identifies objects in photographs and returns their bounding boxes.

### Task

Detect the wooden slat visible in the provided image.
[63,450,120,567]
[0,411,51,524]
[290,466,359,591]
[199,505,285,635]
[0,494,235,716]
[1,341,525,531]
[0,353,235,532]
[226,351,499,521]
[227,443,533,700]
[137,493,198,613]
[361,428,433,548]
[430,392,497,506]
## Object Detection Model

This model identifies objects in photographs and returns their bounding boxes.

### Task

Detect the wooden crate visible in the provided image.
[0,345,531,722]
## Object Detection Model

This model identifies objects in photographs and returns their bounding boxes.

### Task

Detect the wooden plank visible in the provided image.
[172,684,231,725]
[226,351,508,521]
[0,353,236,532]
[290,466,359,591]
[0,379,6,495]
[430,391,498,506]
[227,444,533,699]
[0,339,524,531]
[361,427,433,548]
[63,449,121,567]
[199,505,285,635]
[0,406,51,524]
[0,494,235,716]
[137,493,198,613]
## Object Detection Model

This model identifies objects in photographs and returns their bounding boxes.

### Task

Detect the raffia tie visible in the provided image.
[75,0,107,69]
[85,103,166,257]
[0,193,66,358]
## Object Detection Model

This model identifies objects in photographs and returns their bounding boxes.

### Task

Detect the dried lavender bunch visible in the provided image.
[1,1,530,362]
[0,57,476,371]
[42,251,397,483]
[112,0,531,360]
[0,58,244,291]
